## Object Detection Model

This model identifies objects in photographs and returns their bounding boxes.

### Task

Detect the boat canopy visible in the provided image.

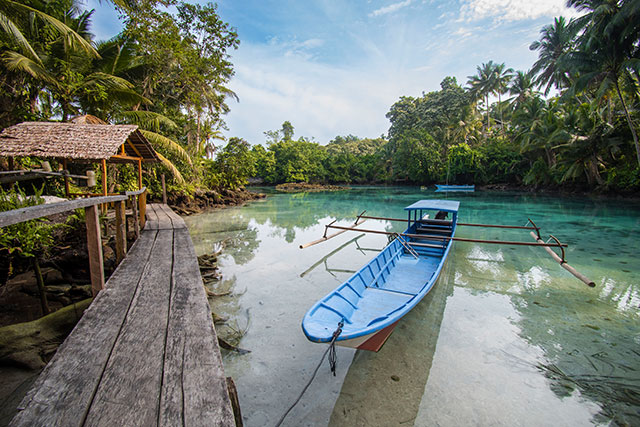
[404,200,460,213]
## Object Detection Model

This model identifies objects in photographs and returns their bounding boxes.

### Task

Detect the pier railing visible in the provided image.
[0,188,147,295]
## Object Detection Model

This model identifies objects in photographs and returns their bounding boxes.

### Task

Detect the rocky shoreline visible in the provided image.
[275,182,348,192]
[166,187,266,215]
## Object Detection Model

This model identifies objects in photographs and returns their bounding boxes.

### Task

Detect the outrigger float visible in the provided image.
[300,199,594,352]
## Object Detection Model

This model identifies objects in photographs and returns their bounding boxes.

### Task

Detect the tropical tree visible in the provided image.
[564,0,640,167]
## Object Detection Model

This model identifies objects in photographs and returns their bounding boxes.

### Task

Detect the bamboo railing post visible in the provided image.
[131,195,140,239]
[139,190,147,230]
[85,204,105,296]
[115,200,127,263]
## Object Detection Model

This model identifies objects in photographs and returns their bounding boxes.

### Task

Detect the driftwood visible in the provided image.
[218,338,250,355]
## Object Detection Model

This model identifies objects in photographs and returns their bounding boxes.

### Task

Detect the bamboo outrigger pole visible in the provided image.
[299,211,368,249]
[321,224,568,248]
[529,231,595,288]
[357,215,538,230]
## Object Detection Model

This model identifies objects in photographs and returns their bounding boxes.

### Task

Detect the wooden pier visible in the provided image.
[9,204,235,426]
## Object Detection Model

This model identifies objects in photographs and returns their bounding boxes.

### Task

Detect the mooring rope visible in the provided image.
[274,321,344,427]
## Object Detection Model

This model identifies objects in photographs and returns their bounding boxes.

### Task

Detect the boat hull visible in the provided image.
[335,321,399,352]
[302,200,459,352]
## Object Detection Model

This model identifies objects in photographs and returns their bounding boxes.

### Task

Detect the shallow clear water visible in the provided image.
[184,187,640,426]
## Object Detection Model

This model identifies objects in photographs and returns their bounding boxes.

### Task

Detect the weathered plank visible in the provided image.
[10,231,158,427]
[156,204,187,230]
[147,204,174,230]
[159,228,234,426]
[144,203,160,230]
[83,229,174,426]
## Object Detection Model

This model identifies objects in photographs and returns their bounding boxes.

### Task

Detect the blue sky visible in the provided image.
[83,0,578,145]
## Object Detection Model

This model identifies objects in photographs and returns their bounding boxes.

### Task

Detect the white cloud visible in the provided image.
[370,0,414,17]
[222,42,435,145]
[459,0,580,23]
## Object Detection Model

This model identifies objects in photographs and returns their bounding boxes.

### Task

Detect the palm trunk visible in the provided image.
[615,81,640,167]
[498,92,504,131]
[486,94,490,130]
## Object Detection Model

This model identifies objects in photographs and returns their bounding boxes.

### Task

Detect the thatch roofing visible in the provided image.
[0,121,159,163]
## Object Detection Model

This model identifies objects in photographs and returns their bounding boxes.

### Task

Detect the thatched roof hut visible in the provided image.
[0,120,161,193]
[0,122,159,163]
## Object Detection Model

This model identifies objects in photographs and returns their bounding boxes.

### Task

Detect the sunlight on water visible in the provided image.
[184,187,640,426]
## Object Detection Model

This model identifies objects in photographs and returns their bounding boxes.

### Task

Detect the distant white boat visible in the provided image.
[435,184,475,192]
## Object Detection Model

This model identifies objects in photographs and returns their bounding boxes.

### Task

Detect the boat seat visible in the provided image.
[416,227,451,235]
[409,241,445,249]
[419,219,452,226]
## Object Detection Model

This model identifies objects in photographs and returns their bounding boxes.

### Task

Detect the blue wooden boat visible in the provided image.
[435,184,474,192]
[302,200,459,351]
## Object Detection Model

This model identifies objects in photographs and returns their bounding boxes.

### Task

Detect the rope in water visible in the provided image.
[274,321,344,427]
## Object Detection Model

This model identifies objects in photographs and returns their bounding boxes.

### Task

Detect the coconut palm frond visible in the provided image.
[2,51,54,81]
[121,111,178,132]
[155,151,185,184]
[83,72,134,90]
[4,0,99,58]
[103,88,149,107]
[140,130,193,167]
[0,10,42,64]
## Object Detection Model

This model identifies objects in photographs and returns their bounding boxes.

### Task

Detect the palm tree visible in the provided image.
[529,16,578,95]
[467,61,496,130]
[467,61,513,131]
[492,62,514,130]
[509,70,538,110]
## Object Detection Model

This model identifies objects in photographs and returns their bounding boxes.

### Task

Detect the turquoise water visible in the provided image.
[184,187,640,426]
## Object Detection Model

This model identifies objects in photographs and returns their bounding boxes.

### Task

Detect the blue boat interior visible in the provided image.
[303,200,459,342]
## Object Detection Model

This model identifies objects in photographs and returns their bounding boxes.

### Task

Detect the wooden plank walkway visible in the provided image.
[10,204,235,427]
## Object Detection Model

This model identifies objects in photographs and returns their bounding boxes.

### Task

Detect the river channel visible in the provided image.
[184,187,640,426]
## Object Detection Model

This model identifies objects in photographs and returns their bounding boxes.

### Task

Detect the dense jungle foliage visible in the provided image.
[1,0,639,194]
[0,0,240,196]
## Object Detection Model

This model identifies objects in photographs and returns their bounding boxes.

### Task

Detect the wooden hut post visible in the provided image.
[85,204,105,296]
[62,159,70,197]
[115,200,127,263]
[101,159,108,214]
[137,158,142,190]
[139,190,147,230]
[102,159,108,196]
[161,173,167,205]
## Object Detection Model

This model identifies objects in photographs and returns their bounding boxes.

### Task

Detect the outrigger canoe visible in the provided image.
[302,200,459,351]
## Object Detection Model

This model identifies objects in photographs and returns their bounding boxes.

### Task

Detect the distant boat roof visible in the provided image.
[404,200,460,212]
